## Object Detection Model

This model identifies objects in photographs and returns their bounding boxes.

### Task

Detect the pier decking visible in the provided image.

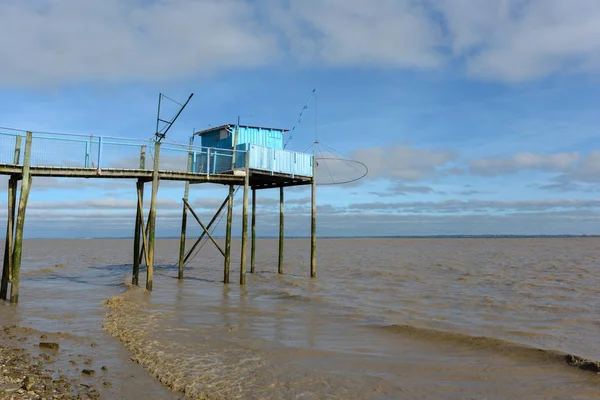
[0,129,317,303]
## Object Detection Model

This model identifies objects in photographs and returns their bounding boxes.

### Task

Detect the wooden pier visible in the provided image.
[0,128,317,303]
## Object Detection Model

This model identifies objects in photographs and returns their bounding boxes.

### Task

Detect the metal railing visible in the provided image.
[0,128,314,177]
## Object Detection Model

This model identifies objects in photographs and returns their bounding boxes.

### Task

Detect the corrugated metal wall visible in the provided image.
[238,126,284,149]
[248,144,313,177]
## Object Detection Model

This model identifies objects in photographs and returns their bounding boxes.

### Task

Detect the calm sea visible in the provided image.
[2,238,600,399]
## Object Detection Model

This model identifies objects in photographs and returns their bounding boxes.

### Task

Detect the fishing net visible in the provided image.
[304,142,368,186]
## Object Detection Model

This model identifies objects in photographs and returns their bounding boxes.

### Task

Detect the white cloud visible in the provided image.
[271,0,443,68]
[3,0,600,85]
[437,0,600,81]
[0,0,275,86]
[469,152,580,175]
[352,145,455,181]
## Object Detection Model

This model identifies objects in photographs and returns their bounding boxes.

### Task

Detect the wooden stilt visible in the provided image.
[278,186,284,274]
[240,155,250,284]
[310,157,317,278]
[146,142,160,291]
[132,179,144,285]
[10,132,33,303]
[1,177,17,300]
[250,187,256,274]
[224,185,234,284]
[136,185,150,270]
[178,137,194,280]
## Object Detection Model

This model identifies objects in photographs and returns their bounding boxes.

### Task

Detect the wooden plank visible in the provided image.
[10,132,33,303]
[146,142,160,291]
[240,156,250,284]
[278,186,284,274]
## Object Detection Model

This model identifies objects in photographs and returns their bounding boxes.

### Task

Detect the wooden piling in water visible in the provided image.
[1,177,17,300]
[310,157,317,278]
[1,136,21,300]
[224,184,234,284]
[240,155,250,284]
[132,146,146,285]
[250,187,256,274]
[10,132,33,303]
[146,142,160,291]
[278,186,284,274]
[178,138,194,280]
[132,179,144,285]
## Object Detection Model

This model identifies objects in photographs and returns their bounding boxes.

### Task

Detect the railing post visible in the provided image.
[206,148,211,177]
[85,136,91,168]
[97,136,103,170]
[140,145,146,169]
[13,136,22,165]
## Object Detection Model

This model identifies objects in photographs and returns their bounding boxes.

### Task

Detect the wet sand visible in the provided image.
[2,237,600,399]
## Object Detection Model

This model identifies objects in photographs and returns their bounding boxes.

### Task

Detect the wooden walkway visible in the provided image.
[0,130,317,304]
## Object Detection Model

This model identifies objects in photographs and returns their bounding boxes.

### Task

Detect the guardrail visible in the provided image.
[0,129,314,177]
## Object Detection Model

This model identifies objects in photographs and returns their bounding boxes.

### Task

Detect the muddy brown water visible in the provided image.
[1,238,600,399]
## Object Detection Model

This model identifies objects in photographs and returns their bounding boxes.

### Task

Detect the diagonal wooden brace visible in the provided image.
[182,198,225,257]
[183,195,229,263]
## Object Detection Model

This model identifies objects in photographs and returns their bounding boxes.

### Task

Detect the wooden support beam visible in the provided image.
[10,132,33,303]
[132,179,144,286]
[183,195,229,264]
[136,183,150,275]
[1,177,17,300]
[132,146,146,285]
[146,142,160,291]
[250,187,256,274]
[311,157,317,278]
[240,156,250,285]
[224,185,234,284]
[278,186,284,274]
[182,199,225,257]
[178,137,194,280]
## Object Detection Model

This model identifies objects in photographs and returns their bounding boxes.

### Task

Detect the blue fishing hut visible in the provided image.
[193,124,314,183]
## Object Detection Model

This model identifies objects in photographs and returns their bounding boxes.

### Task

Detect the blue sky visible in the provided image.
[1,0,600,237]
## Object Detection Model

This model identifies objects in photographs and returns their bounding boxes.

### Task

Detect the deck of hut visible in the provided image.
[0,125,317,303]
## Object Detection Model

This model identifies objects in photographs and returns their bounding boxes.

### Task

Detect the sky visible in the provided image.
[0,0,600,238]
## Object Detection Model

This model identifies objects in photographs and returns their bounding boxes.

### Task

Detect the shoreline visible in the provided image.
[0,325,103,399]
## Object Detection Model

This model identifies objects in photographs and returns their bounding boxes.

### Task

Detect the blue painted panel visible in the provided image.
[237,126,284,149]
[248,144,313,177]
[199,128,231,149]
